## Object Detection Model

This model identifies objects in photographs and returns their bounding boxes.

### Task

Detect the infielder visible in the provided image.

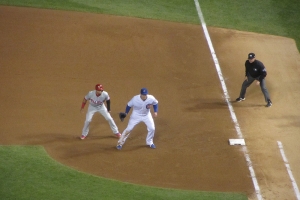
[116,88,158,150]
[236,53,272,107]
[80,84,121,139]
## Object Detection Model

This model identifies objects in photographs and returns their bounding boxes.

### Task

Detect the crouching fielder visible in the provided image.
[116,88,158,150]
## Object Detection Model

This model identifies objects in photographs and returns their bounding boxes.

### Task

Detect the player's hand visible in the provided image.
[256,81,260,86]
[80,108,84,113]
[153,112,158,117]
[244,76,248,81]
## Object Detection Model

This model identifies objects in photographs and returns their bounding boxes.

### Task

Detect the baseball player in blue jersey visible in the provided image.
[116,88,158,150]
[80,84,121,139]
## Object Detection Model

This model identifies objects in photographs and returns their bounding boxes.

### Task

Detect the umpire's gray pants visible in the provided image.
[239,75,271,102]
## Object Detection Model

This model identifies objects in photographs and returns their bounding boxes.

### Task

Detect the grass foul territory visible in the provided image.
[0,146,247,200]
[0,0,299,51]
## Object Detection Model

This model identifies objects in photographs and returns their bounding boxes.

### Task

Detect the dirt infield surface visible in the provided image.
[1,6,300,200]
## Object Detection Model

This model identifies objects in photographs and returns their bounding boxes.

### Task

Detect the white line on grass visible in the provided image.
[277,141,300,200]
[193,1,262,199]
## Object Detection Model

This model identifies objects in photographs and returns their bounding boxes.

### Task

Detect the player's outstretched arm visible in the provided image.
[125,105,131,114]
[153,104,158,117]
[80,98,87,112]
[106,99,111,112]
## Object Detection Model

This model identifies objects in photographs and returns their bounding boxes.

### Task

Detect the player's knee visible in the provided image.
[85,120,92,123]
[148,127,155,132]
[125,128,132,132]
[105,116,113,121]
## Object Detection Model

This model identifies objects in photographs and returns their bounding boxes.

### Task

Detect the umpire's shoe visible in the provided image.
[236,97,245,102]
[266,100,272,107]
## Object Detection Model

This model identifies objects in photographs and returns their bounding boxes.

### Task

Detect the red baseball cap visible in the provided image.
[95,84,104,91]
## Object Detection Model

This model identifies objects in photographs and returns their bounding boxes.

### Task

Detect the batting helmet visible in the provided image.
[95,84,104,91]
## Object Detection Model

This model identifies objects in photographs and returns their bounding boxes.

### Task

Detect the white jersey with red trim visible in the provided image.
[85,90,110,107]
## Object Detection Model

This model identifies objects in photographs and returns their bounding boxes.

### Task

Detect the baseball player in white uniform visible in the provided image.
[116,88,158,150]
[80,84,121,139]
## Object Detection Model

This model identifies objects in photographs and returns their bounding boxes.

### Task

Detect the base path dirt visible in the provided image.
[1,6,299,200]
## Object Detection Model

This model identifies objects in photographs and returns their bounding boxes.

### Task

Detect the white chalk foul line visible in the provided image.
[277,141,300,200]
[193,1,262,199]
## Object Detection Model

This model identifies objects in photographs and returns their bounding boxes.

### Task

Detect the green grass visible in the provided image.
[0,0,199,24]
[0,0,299,50]
[0,146,247,200]
[199,0,300,51]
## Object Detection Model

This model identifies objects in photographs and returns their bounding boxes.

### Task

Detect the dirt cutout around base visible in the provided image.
[1,6,300,200]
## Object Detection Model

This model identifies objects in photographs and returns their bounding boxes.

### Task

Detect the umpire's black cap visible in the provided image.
[248,53,255,59]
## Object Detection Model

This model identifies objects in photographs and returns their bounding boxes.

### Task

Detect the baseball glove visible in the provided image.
[119,112,127,122]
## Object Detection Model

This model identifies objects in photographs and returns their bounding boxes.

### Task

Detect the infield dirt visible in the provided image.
[1,6,300,200]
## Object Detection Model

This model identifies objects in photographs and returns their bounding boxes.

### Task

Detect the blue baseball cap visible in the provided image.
[140,88,148,95]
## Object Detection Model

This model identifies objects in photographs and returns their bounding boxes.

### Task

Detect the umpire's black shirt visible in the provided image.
[245,59,267,81]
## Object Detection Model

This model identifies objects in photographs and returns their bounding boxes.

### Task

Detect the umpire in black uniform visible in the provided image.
[236,53,272,107]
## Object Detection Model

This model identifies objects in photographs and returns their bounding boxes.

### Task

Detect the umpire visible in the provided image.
[236,53,272,107]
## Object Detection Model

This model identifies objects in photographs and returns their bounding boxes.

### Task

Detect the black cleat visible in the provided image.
[266,100,272,107]
[236,97,245,102]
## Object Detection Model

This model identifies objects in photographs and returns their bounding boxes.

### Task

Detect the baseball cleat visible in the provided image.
[116,145,122,150]
[236,97,245,102]
[149,144,156,149]
[266,100,272,107]
[114,133,121,138]
[80,135,86,140]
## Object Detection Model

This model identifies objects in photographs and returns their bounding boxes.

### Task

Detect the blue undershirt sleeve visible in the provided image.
[125,105,131,114]
[153,104,158,112]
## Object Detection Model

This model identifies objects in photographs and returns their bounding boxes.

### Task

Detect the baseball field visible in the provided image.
[0,1,300,200]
